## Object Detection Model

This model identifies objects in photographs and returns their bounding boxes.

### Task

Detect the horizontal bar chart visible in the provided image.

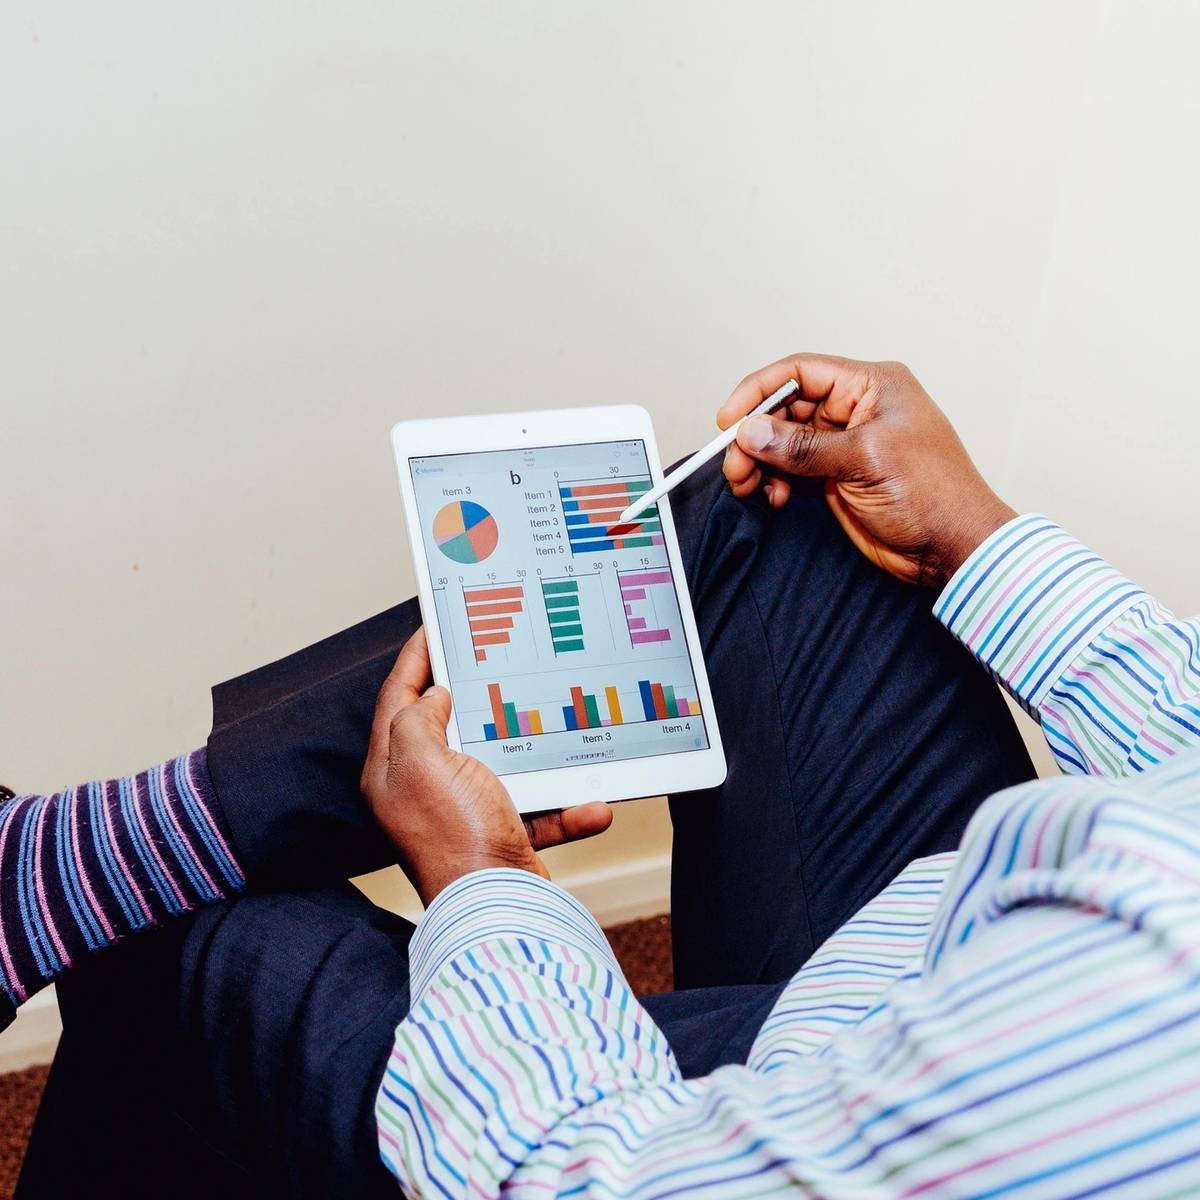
[558,477,665,554]
[464,583,525,663]
[541,577,585,654]
[618,568,675,646]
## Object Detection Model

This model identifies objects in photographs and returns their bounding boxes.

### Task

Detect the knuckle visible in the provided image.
[781,422,819,469]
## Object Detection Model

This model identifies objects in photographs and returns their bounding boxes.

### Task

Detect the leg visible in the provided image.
[666,461,1036,989]
[207,453,1031,991]
[19,886,414,1198]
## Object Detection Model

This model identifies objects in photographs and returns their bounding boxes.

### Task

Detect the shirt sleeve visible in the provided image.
[935,513,1200,775]
[380,770,1200,1199]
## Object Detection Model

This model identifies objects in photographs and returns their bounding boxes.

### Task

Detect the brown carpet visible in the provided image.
[0,913,671,1198]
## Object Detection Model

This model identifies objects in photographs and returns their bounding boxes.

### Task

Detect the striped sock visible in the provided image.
[0,747,244,1011]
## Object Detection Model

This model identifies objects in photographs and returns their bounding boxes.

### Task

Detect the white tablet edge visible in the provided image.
[391,404,727,814]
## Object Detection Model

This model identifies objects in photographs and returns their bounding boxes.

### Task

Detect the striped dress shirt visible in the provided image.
[377,515,1200,1198]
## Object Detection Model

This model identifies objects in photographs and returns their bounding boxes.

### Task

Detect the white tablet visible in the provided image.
[391,405,726,814]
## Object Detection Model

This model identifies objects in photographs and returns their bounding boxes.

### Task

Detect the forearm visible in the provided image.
[0,748,244,1026]
[936,514,1200,774]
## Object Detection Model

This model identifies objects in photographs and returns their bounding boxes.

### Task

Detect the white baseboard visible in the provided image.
[561,853,671,926]
[0,986,61,1073]
[0,856,673,1075]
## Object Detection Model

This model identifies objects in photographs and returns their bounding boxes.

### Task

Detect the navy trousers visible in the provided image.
[18,462,1035,1198]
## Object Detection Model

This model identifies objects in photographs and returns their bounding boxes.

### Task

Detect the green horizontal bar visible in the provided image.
[627,519,661,533]
[551,623,583,639]
[541,579,579,594]
[547,606,581,624]
[544,594,579,609]
[616,536,655,548]
[554,638,585,652]
[626,479,652,494]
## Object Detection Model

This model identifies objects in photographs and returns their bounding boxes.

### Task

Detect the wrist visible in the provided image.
[932,491,1016,587]
[410,847,546,908]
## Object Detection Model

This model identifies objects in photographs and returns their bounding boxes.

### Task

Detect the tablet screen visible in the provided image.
[409,440,711,777]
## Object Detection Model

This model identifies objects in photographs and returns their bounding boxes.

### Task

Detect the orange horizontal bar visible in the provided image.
[466,586,524,602]
[566,481,636,498]
[464,600,522,617]
[469,616,513,631]
[473,632,511,646]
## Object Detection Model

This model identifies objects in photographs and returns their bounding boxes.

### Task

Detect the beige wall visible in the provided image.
[3,1,1198,912]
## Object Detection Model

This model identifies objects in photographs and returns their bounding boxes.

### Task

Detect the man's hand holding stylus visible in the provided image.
[720,354,1016,588]
[361,628,613,906]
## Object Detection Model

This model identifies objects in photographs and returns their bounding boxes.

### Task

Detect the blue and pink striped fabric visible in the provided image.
[378,515,1200,1198]
[0,748,243,1014]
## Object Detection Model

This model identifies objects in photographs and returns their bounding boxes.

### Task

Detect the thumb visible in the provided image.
[390,685,454,756]
[418,684,453,728]
[736,415,860,480]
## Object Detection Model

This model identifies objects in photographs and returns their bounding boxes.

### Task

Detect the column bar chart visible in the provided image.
[484,683,544,740]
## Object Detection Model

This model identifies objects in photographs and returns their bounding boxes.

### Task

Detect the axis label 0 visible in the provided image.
[432,500,499,564]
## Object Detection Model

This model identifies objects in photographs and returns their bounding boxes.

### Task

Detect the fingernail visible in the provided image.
[740,416,773,453]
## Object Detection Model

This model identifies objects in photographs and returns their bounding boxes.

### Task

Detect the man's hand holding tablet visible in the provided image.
[361,628,612,905]
[389,405,726,819]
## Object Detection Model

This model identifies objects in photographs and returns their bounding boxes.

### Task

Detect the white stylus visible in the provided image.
[617,379,801,525]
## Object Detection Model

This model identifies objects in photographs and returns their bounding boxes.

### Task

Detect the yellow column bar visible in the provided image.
[604,686,624,725]
[528,710,544,735]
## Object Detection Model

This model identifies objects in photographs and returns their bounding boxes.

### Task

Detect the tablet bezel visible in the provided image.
[390,404,727,814]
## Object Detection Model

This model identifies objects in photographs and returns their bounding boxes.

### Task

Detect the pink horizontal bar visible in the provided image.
[620,569,672,588]
[620,588,647,601]
[631,629,671,644]
[624,603,633,615]
[628,617,647,630]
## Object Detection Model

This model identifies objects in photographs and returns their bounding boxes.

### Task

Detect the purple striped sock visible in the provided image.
[0,747,244,1012]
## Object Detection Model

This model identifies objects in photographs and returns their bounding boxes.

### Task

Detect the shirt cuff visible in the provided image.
[934,514,1147,715]
[407,867,622,1002]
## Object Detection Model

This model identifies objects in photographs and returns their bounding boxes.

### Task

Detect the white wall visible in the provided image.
[3,1,1198,911]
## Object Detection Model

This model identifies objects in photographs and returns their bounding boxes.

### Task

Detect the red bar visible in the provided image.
[469,616,513,631]
[487,683,509,737]
[649,683,669,721]
[465,600,522,617]
[466,586,524,602]
[570,686,590,730]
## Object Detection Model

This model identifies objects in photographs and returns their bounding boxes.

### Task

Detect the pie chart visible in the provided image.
[432,500,499,564]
